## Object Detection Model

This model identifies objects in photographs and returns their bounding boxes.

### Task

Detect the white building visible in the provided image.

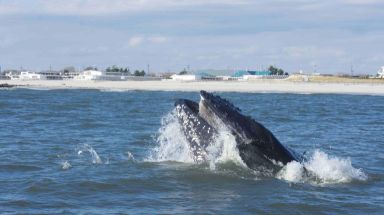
[74,69,104,80]
[19,71,45,80]
[377,66,384,78]
[242,75,264,80]
[5,71,20,80]
[170,74,200,81]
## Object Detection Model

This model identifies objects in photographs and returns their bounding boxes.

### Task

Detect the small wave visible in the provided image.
[277,149,368,184]
[0,164,43,172]
[21,87,53,91]
[99,88,130,92]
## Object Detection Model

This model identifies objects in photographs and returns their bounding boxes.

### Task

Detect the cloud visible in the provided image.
[0,2,22,15]
[341,0,382,5]
[148,36,167,44]
[127,36,144,47]
[0,0,250,16]
[1,0,383,17]
[126,36,168,47]
[283,46,345,58]
[0,35,17,48]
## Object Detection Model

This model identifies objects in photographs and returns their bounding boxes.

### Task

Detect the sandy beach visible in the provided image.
[1,79,384,95]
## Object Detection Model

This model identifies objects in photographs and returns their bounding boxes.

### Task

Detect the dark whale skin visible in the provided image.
[199,90,300,173]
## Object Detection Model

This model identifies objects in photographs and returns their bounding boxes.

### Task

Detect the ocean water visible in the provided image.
[0,88,383,214]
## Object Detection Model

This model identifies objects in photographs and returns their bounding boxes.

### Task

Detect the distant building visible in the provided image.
[233,70,273,80]
[193,69,238,80]
[74,69,104,80]
[233,70,271,77]
[4,70,20,80]
[170,74,201,81]
[377,66,384,78]
[19,71,45,80]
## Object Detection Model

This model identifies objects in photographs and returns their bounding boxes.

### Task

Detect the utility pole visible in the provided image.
[350,64,354,76]
[147,64,150,75]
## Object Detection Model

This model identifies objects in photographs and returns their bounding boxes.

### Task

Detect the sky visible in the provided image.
[0,0,383,74]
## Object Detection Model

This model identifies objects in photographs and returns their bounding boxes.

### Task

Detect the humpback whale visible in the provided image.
[174,91,301,173]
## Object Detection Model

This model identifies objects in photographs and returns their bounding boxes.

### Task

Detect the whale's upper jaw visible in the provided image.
[199,90,252,143]
[199,90,241,114]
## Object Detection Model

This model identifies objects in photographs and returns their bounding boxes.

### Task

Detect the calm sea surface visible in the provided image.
[0,88,383,214]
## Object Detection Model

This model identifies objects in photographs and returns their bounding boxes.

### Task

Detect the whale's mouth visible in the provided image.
[199,98,223,131]
[198,91,228,128]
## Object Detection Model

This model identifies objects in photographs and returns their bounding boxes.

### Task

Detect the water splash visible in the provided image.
[277,149,368,184]
[126,151,135,161]
[149,111,245,170]
[77,144,103,164]
[61,161,72,170]
[206,128,246,170]
[148,111,194,163]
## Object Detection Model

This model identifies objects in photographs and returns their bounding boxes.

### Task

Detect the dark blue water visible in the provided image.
[0,89,383,214]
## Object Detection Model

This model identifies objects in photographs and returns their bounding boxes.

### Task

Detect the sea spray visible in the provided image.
[277,149,368,184]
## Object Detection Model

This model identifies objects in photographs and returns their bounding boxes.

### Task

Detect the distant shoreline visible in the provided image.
[1,79,384,96]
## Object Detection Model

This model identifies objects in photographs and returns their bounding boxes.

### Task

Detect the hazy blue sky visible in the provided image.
[0,0,383,74]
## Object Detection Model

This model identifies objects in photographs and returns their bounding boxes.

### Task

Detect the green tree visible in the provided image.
[63,66,75,75]
[268,66,285,75]
[85,66,97,71]
[106,65,130,74]
[179,69,187,75]
[106,65,119,73]
[134,70,146,76]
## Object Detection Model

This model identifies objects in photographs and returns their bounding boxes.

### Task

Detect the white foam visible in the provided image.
[277,149,368,184]
[99,88,130,92]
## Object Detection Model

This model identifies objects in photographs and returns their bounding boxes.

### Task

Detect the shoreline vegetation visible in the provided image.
[1,75,384,95]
